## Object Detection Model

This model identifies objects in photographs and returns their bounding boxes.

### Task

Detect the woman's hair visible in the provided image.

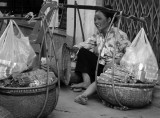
[96,5,118,23]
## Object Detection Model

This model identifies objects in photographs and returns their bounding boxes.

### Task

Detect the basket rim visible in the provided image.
[97,81,155,88]
[61,43,71,85]
[0,77,58,90]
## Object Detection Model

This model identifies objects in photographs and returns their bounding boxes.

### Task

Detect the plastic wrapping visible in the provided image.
[0,20,36,80]
[120,28,159,82]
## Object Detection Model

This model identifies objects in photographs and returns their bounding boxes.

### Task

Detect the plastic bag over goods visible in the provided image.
[120,28,159,83]
[0,20,36,80]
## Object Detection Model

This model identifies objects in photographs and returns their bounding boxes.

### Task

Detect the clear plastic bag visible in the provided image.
[120,28,159,82]
[0,20,36,80]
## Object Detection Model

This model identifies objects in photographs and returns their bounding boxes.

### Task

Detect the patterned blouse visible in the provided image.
[75,26,131,65]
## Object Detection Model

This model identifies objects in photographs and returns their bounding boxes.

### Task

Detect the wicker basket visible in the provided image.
[59,43,71,85]
[48,43,71,86]
[0,78,58,118]
[97,81,154,108]
[152,85,160,108]
[0,106,13,118]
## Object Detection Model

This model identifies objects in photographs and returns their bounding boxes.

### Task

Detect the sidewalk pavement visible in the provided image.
[48,85,160,118]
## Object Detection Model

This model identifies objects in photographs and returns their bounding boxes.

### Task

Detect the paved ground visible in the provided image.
[48,85,160,118]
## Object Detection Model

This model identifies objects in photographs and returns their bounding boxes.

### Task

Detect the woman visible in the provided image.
[71,5,131,104]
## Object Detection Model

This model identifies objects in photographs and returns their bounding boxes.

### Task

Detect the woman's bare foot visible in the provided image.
[73,88,83,92]
[74,94,88,105]
[70,81,91,89]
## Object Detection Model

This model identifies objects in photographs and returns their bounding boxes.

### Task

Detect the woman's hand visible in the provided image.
[93,46,99,55]
[103,58,121,72]
[71,46,79,53]
[103,61,113,72]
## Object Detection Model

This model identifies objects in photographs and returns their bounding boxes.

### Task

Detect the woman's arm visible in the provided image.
[103,29,130,72]
[73,34,97,50]
[103,57,122,72]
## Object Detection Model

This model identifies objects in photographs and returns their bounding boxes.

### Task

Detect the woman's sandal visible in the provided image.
[70,83,86,92]
[73,88,83,92]
[74,94,88,105]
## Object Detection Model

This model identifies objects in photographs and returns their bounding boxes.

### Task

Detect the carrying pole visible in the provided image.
[75,1,85,42]
[73,1,77,46]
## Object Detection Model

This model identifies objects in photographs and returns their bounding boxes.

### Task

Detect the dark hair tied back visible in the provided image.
[96,5,118,24]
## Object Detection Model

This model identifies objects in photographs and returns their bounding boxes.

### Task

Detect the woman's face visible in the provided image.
[94,11,110,33]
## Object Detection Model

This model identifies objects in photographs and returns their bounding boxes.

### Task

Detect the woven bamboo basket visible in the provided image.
[0,106,13,118]
[0,77,58,118]
[48,43,71,85]
[0,2,60,117]
[152,85,160,108]
[58,43,71,85]
[97,81,154,108]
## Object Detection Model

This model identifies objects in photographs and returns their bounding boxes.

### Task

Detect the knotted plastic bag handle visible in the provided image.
[11,20,25,38]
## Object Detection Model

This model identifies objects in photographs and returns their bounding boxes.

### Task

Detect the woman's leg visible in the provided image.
[74,82,96,105]
[74,63,104,104]
[71,73,91,89]
[81,63,104,96]
[82,82,96,96]
[71,48,98,89]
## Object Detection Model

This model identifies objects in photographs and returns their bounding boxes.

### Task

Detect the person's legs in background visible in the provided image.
[70,48,98,90]
[74,64,104,105]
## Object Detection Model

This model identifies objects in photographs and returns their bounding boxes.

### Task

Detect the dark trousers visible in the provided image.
[75,48,104,83]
